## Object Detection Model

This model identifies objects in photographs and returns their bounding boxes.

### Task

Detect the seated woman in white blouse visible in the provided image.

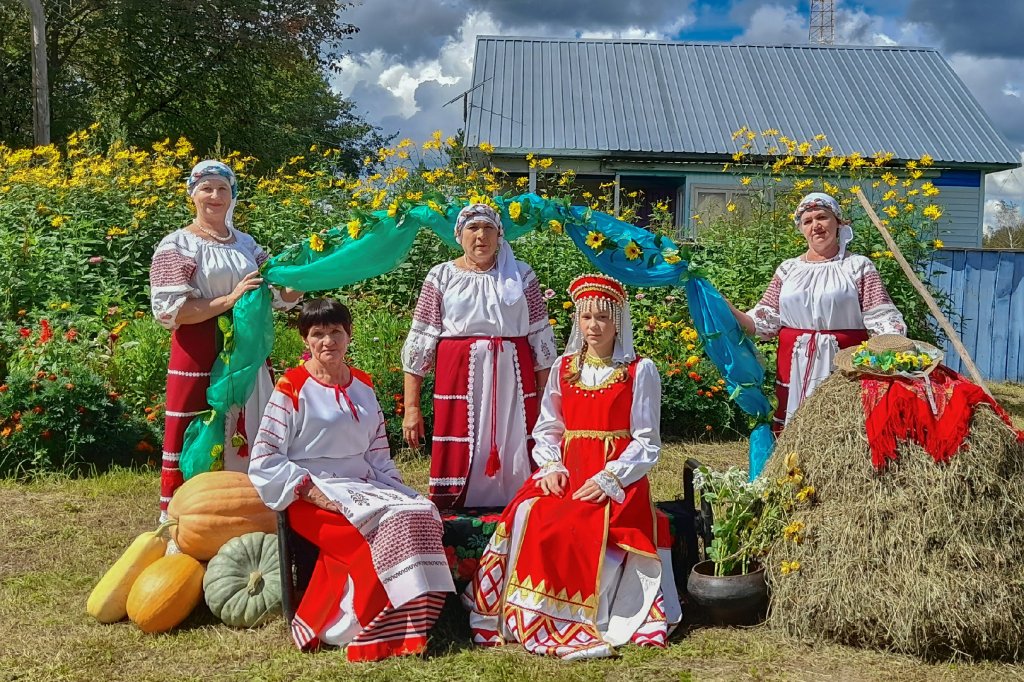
[727,192,907,432]
[400,203,559,510]
[249,298,454,662]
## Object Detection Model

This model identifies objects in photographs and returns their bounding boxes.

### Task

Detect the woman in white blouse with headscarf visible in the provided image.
[728,192,906,431]
[400,203,558,510]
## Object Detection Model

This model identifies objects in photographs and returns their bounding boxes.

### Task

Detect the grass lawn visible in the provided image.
[2,384,1023,682]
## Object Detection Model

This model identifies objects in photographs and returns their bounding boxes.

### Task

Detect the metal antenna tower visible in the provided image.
[809,0,836,45]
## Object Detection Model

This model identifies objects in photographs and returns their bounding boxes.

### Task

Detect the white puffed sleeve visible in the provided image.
[365,404,403,485]
[521,264,559,370]
[746,269,783,340]
[530,357,569,478]
[401,266,445,376]
[590,358,662,503]
[854,258,907,336]
[149,238,199,330]
[248,382,311,511]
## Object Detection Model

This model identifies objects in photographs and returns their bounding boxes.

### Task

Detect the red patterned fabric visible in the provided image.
[428,336,539,509]
[149,249,197,288]
[160,318,217,511]
[857,268,896,311]
[757,275,783,311]
[411,280,444,329]
[861,366,1023,470]
[287,500,446,662]
[524,279,547,326]
[774,327,868,434]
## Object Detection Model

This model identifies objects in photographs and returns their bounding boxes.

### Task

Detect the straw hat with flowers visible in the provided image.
[834,334,943,378]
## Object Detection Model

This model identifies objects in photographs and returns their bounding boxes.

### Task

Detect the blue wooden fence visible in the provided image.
[928,249,1024,383]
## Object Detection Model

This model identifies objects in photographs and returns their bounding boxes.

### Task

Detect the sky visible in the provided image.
[330,0,1024,229]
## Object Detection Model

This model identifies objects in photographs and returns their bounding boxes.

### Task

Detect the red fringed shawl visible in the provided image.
[861,366,1023,470]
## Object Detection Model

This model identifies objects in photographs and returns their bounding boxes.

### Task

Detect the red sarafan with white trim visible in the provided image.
[249,365,455,661]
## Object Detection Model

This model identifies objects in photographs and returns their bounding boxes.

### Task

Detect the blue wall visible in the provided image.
[929,249,1024,383]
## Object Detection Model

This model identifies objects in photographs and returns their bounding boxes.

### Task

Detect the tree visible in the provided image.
[0,1,386,169]
[983,200,1024,249]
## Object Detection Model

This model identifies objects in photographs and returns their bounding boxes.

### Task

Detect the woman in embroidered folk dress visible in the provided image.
[463,274,682,660]
[727,192,907,432]
[401,203,559,510]
[249,299,455,662]
[149,160,301,519]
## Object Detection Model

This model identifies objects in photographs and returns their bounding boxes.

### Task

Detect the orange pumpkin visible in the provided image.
[126,554,205,633]
[167,471,277,560]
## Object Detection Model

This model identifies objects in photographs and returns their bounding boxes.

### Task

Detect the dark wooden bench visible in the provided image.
[276,458,712,622]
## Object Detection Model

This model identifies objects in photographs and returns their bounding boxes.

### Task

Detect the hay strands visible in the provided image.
[854,188,992,399]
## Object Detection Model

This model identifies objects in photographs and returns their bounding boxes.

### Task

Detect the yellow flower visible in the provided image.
[548,318,557,326]
[780,560,801,575]
[933,238,944,249]
[60,302,71,310]
[923,205,944,221]
[309,234,325,252]
[664,253,681,265]
[538,157,553,169]
[50,215,67,228]
[624,241,642,260]
[347,219,362,240]
[508,201,522,221]
[562,301,572,310]
[783,521,805,543]
[548,219,563,234]
[726,202,737,213]
[585,231,605,249]
[919,154,934,167]
[387,201,398,218]
[883,205,899,218]
[796,485,816,503]
[427,200,444,215]
[478,141,495,154]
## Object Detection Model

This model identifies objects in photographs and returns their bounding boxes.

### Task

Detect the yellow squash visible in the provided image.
[126,553,205,633]
[86,519,176,623]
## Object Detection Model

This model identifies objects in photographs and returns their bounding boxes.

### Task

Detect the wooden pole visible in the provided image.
[20,0,50,146]
[854,188,992,397]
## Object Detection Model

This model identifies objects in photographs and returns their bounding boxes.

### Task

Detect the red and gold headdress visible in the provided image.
[568,274,627,308]
[564,273,635,362]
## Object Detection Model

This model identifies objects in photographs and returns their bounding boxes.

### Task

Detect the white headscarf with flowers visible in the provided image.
[794,191,854,259]
[187,160,239,229]
[454,203,524,306]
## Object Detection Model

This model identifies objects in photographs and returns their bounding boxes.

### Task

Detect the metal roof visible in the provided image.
[465,37,1019,167]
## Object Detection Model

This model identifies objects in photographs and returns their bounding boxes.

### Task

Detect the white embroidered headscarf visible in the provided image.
[454,203,524,306]
[794,191,854,258]
[563,274,636,364]
[188,160,238,229]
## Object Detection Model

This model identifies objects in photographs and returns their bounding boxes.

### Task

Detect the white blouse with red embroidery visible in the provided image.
[149,228,296,330]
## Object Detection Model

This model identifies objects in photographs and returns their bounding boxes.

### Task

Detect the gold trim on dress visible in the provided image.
[582,354,615,369]
[566,355,628,391]
[563,429,631,460]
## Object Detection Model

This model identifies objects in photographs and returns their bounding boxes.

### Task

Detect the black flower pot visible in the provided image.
[687,559,768,626]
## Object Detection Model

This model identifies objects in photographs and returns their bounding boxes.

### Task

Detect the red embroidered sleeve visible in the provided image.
[412,280,444,329]
[858,269,895,311]
[524,273,548,326]
[757,275,782,311]
[149,249,197,289]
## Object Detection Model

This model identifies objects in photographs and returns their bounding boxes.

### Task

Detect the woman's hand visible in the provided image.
[402,405,425,450]
[571,479,608,504]
[537,471,568,497]
[229,271,264,306]
[302,484,341,513]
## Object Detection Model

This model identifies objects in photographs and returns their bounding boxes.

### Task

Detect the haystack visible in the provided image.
[765,371,1024,661]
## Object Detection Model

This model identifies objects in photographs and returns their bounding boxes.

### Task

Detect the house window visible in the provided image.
[688,185,759,235]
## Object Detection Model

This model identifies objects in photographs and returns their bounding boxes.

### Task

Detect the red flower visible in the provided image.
[32,406,44,414]
[457,557,479,580]
[0,385,7,392]
[77,406,87,414]
[65,383,75,390]
[39,319,52,344]
[48,373,57,381]
[64,329,79,342]
[35,371,45,379]
[41,430,52,440]
[18,328,31,339]
[108,391,120,400]
[135,441,155,453]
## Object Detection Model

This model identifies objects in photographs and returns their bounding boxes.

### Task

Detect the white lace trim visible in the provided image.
[434,394,468,400]
[164,409,205,418]
[430,476,468,486]
[592,470,625,504]
[531,461,569,480]
[162,451,180,462]
[433,436,472,443]
[167,369,212,378]
[467,343,478,470]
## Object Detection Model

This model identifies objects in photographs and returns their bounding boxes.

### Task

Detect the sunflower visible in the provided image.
[309,233,325,252]
[585,231,605,249]
[624,240,642,260]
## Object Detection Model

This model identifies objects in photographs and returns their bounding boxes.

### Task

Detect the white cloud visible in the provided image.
[732,4,805,44]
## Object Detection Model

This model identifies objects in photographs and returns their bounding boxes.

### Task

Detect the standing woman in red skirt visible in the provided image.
[149,160,301,523]
[726,192,907,432]
[463,273,682,659]
[401,203,559,509]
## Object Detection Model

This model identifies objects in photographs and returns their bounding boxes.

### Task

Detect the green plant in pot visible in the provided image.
[688,465,790,625]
